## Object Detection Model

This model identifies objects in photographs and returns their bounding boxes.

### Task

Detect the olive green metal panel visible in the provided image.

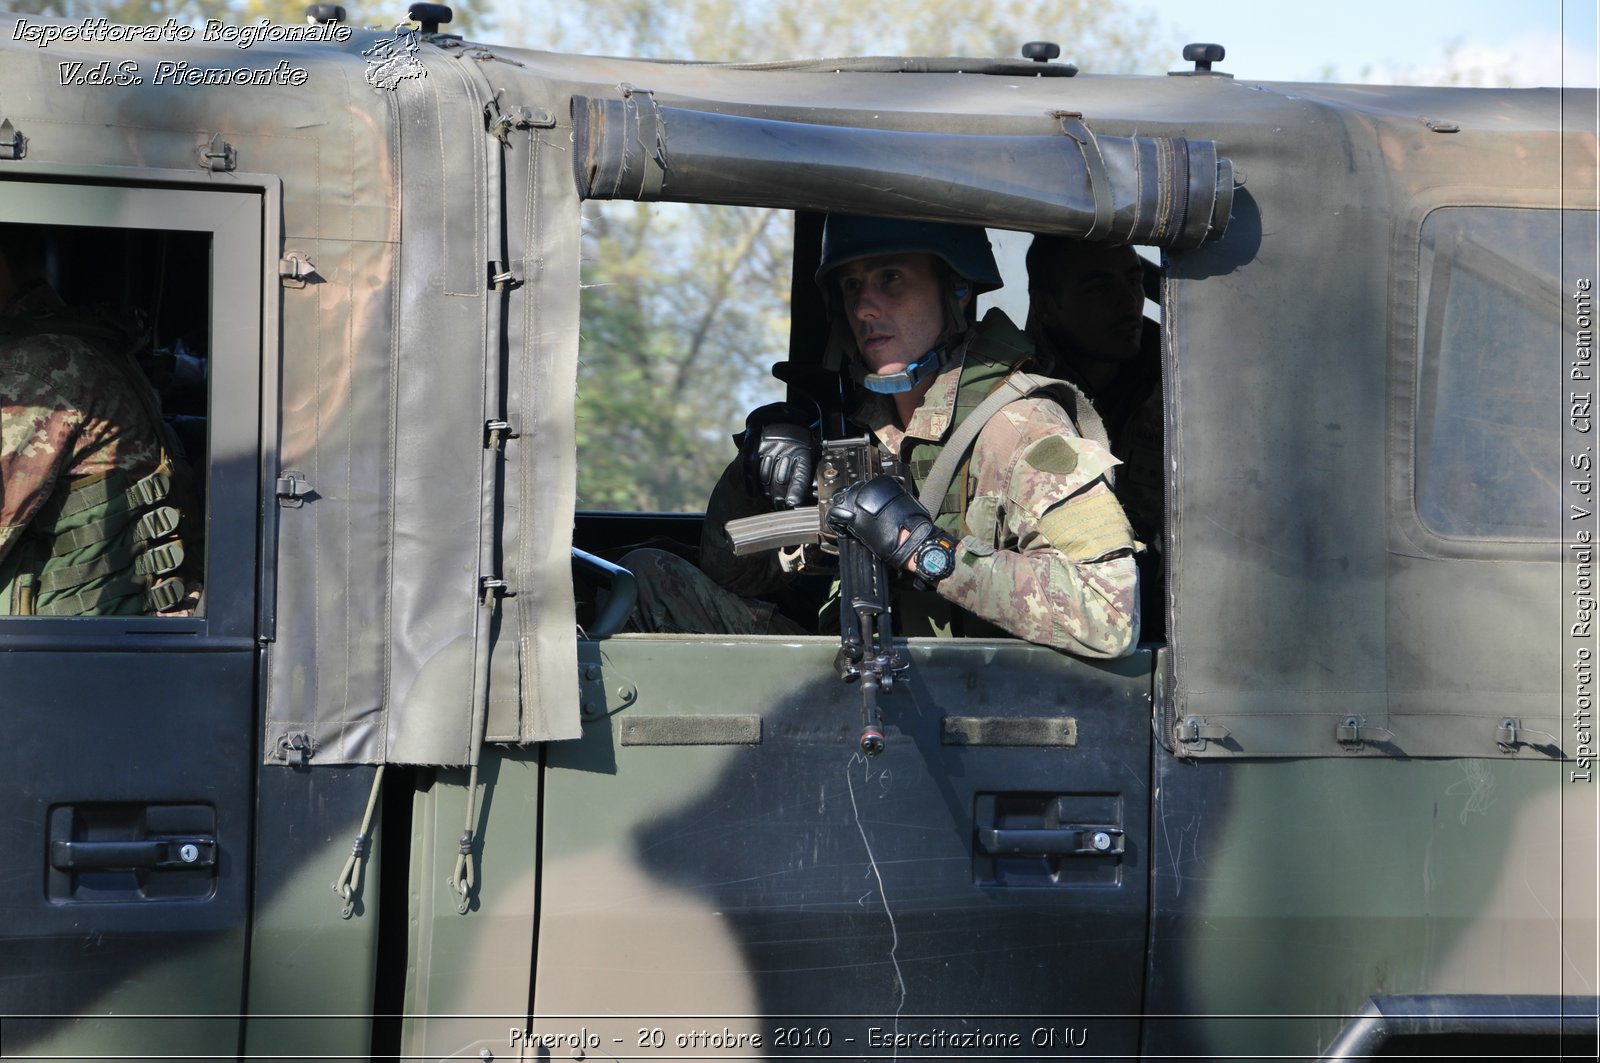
[241,767,385,1061]
[1145,755,1598,1058]
[400,758,542,1060]
[535,637,1154,1052]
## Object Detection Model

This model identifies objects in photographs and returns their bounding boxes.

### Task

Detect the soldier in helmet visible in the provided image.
[1025,234,1164,636]
[626,214,1139,658]
[0,223,192,616]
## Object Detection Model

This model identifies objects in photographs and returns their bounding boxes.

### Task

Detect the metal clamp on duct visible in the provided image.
[571,94,1233,249]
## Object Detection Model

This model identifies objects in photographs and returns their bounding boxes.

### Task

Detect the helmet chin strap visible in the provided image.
[861,284,971,395]
[862,347,941,394]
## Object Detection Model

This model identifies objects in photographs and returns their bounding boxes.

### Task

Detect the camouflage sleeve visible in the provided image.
[0,334,163,569]
[697,457,793,598]
[936,398,1140,658]
[0,362,86,567]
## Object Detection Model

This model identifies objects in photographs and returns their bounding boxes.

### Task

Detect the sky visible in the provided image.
[1132,0,1597,87]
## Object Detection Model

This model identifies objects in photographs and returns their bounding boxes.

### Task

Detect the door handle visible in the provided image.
[977,826,1124,857]
[49,836,216,871]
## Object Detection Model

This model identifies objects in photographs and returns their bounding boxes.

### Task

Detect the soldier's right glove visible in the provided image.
[738,402,818,510]
[826,474,940,573]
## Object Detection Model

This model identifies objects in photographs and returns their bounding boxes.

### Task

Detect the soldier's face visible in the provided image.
[1038,245,1147,364]
[838,253,960,376]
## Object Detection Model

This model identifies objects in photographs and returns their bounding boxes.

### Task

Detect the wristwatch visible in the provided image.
[911,531,958,582]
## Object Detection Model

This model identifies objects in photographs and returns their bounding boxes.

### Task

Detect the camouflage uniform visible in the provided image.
[0,282,180,615]
[1032,321,1165,637]
[1032,322,1163,544]
[639,311,1139,658]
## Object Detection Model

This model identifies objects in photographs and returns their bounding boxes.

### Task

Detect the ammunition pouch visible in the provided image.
[0,463,190,616]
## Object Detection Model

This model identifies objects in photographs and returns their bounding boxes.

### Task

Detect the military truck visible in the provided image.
[1,5,1596,1060]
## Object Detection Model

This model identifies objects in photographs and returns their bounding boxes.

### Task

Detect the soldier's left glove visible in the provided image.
[738,403,819,510]
[827,475,956,581]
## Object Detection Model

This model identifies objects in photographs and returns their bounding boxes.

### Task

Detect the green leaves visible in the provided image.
[576,203,792,512]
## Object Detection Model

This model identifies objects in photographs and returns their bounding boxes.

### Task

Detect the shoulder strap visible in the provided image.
[916,371,1113,512]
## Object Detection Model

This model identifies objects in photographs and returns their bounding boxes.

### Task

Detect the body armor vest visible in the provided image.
[893,318,1037,638]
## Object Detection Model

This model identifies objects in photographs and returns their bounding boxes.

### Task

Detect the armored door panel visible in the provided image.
[0,179,263,1058]
[537,638,1152,1056]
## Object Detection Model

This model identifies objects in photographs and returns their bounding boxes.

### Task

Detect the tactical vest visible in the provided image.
[894,319,1050,638]
[0,310,195,616]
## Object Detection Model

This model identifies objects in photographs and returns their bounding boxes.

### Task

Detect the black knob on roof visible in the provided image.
[1021,41,1061,63]
[1182,43,1225,71]
[305,4,346,23]
[407,2,453,32]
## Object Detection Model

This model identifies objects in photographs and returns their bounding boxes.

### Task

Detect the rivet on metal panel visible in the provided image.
[615,683,637,705]
[579,663,609,720]
[0,119,27,160]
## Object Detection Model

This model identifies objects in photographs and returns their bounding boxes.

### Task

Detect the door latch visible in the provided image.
[50,836,216,870]
[977,825,1124,857]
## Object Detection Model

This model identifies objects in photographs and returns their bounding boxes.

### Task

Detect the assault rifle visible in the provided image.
[724,435,908,756]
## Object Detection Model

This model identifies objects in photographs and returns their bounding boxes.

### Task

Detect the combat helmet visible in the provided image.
[815,214,1001,296]
[814,214,1001,393]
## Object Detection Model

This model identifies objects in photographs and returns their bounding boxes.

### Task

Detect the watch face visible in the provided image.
[917,542,955,580]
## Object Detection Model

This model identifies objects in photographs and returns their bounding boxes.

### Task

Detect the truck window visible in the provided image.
[1415,206,1594,541]
[0,179,262,637]
[575,201,794,516]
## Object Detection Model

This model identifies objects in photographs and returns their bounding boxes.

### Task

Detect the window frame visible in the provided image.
[0,172,273,644]
[1389,191,1580,564]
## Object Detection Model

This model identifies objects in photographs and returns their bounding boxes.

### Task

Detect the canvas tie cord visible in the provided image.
[332,764,385,919]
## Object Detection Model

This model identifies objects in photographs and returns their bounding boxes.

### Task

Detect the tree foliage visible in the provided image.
[575,204,793,511]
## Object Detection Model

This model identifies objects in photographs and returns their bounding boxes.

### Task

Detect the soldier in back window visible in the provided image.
[0,224,193,616]
[1025,236,1165,638]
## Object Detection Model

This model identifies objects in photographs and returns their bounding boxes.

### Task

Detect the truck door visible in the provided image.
[0,179,264,1058]
[536,638,1153,1055]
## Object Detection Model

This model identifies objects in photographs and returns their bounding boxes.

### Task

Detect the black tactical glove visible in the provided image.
[738,403,818,510]
[826,474,941,573]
